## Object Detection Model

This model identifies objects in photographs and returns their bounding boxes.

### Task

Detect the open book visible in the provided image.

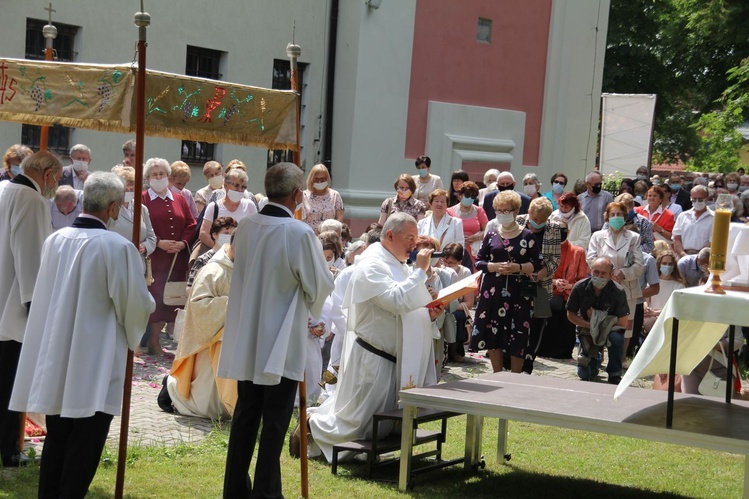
[427,271,482,309]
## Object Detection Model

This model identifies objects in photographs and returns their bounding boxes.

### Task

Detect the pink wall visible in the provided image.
[405,0,552,167]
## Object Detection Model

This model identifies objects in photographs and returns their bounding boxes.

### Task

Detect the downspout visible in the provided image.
[323,0,339,173]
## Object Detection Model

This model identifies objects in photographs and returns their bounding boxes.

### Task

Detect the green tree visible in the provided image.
[603,0,749,163]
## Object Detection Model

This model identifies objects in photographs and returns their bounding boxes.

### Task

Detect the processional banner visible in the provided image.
[0,58,298,149]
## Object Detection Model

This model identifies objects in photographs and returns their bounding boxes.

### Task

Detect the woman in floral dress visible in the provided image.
[472,190,542,373]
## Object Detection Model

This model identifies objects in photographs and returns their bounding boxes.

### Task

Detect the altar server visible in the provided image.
[10,172,155,497]
[218,162,334,499]
[0,151,60,468]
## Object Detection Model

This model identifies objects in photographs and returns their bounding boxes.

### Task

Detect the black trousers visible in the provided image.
[39,412,113,499]
[0,339,22,466]
[223,377,298,499]
[628,303,645,358]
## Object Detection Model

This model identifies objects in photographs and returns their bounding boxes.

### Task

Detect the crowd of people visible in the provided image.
[1,140,749,497]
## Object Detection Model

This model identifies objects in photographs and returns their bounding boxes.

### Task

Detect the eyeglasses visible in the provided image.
[553,181,566,186]
[589,183,602,188]
[495,209,515,215]
[226,181,247,191]
[690,198,706,203]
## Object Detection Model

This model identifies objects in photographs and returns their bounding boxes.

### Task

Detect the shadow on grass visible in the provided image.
[335,460,690,499]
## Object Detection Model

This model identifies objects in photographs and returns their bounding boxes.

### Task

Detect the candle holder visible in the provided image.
[705,193,733,294]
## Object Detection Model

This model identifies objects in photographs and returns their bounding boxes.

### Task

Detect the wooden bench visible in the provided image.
[331,407,462,480]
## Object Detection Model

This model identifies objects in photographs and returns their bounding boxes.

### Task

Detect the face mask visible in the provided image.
[560,209,574,219]
[149,177,169,192]
[608,216,625,230]
[523,184,537,196]
[496,213,516,227]
[591,185,602,194]
[71,160,89,172]
[636,174,647,181]
[529,219,546,230]
[313,181,328,190]
[552,183,564,194]
[628,209,636,220]
[216,234,231,247]
[227,189,245,203]
[660,264,674,276]
[461,196,474,207]
[42,171,57,200]
[398,189,412,198]
[692,200,706,211]
[591,276,609,289]
[496,184,513,192]
[739,185,748,193]
[418,169,428,178]
[208,175,225,189]
[669,183,681,191]
[10,165,22,176]
[727,183,738,191]
[124,192,134,204]
[652,179,660,186]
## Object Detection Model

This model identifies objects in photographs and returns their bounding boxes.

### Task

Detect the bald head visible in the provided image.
[591,257,614,278]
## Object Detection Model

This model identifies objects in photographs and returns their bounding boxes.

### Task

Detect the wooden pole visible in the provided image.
[115,7,149,499]
[39,3,57,152]
[287,35,308,498]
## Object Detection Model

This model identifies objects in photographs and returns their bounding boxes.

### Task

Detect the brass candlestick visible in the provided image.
[705,194,733,294]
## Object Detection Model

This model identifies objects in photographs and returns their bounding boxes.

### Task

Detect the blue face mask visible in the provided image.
[552,183,564,194]
[418,169,428,178]
[660,264,674,276]
[10,165,22,176]
[669,183,681,191]
[628,209,636,221]
[529,219,547,230]
[461,196,474,207]
[608,216,625,231]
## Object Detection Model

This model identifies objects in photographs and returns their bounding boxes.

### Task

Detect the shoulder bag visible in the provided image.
[163,252,189,307]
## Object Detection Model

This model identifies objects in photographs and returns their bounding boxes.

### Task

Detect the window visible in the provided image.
[267,59,307,168]
[477,18,492,44]
[181,46,224,163]
[23,19,78,155]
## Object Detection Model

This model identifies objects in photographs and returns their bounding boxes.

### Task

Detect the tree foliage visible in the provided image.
[603,0,749,167]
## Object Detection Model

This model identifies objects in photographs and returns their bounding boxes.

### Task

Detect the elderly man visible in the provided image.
[677,247,711,288]
[217,163,334,499]
[566,257,629,384]
[0,151,61,468]
[305,212,444,463]
[483,171,531,220]
[10,172,154,497]
[121,139,136,166]
[49,185,83,230]
[667,173,692,213]
[578,171,614,232]
[60,144,92,190]
[672,185,713,260]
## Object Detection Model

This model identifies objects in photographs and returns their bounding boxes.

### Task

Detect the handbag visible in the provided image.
[532,285,552,319]
[698,342,741,398]
[520,278,536,298]
[163,253,188,307]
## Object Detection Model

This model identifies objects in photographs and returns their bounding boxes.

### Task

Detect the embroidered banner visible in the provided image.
[0,58,298,149]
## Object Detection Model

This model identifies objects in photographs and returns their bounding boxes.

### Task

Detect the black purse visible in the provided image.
[520,278,536,298]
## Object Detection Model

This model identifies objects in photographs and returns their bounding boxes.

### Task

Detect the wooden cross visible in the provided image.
[44,2,55,24]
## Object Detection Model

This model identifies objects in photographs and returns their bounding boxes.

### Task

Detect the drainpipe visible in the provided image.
[322,0,339,173]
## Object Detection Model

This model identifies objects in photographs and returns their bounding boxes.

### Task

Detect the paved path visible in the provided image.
[25,334,654,452]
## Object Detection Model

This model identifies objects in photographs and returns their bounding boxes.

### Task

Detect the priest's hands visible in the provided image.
[414,248,433,272]
[428,303,444,321]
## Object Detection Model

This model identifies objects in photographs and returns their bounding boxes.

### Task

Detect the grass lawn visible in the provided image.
[0,416,743,498]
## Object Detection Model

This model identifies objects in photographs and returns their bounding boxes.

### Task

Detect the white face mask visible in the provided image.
[216,233,231,247]
[496,213,516,227]
[208,175,225,189]
[727,183,738,191]
[326,257,335,266]
[313,181,328,190]
[692,200,706,211]
[226,189,245,203]
[523,184,537,196]
[149,177,169,192]
[71,159,89,172]
[124,192,134,204]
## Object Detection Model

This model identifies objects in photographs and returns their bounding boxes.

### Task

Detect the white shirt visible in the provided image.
[10,224,155,417]
[204,198,258,224]
[417,213,465,249]
[672,208,714,251]
[0,178,52,342]
[411,174,444,204]
[148,187,174,201]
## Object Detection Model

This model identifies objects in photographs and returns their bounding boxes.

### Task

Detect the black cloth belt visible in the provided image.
[355,337,396,363]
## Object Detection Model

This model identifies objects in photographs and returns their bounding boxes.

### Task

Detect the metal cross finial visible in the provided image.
[292,20,296,44]
[44,3,56,24]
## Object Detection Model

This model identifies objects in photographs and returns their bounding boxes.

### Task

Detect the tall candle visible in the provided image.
[709,208,731,271]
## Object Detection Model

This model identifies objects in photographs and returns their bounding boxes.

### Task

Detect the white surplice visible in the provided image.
[308,242,434,463]
[0,178,52,342]
[10,222,155,418]
[217,208,334,385]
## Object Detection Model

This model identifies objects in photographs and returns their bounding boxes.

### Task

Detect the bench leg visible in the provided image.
[497,419,509,464]
[398,404,417,492]
[464,414,483,469]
